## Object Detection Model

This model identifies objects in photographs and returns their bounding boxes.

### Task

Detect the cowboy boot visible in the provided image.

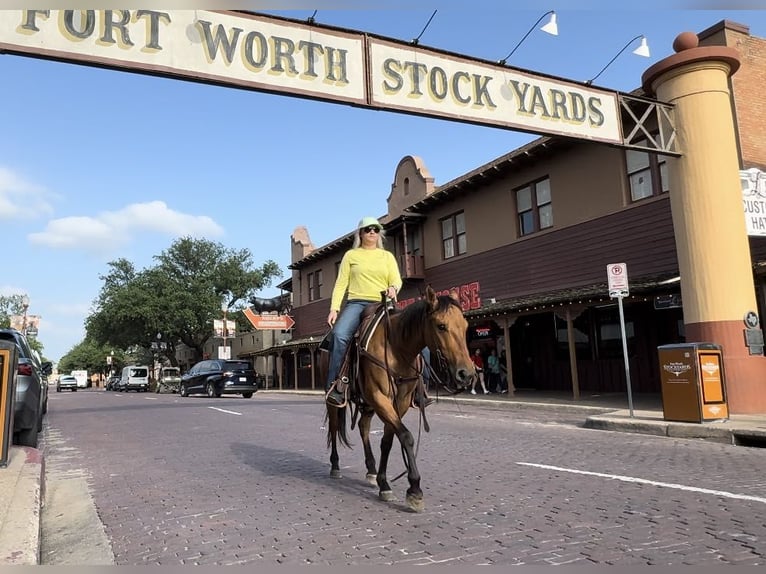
[325,377,348,407]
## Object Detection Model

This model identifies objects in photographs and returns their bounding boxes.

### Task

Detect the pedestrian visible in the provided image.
[324,216,402,407]
[469,348,489,395]
[487,348,504,393]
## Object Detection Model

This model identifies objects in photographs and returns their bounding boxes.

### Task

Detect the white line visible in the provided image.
[208,406,242,416]
[143,396,158,400]
[518,462,766,505]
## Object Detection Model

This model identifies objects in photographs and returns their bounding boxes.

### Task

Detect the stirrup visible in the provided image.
[325,380,348,408]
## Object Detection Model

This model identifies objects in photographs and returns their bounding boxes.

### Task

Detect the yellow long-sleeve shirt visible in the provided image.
[330,248,402,311]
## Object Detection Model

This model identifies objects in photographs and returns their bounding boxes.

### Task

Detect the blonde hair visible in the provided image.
[352,227,386,249]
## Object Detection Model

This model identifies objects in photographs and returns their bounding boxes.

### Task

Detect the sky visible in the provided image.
[1,2,765,362]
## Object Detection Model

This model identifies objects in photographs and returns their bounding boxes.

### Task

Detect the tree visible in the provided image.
[58,338,128,378]
[85,237,281,365]
[0,294,27,328]
[0,294,50,362]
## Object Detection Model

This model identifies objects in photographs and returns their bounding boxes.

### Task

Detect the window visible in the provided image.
[626,138,669,201]
[441,212,466,259]
[554,313,592,361]
[307,270,322,302]
[596,307,636,358]
[516,177,552,236]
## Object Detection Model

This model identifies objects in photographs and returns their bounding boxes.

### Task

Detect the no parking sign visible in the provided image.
[607,262,629,298]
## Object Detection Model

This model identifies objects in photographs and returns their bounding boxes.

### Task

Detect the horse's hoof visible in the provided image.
[406,494,425,513]
[330,469,342,479]
[366,473,377,485]
[378,490,395,502]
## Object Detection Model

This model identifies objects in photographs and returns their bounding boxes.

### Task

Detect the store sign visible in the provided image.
[740,168,766,236]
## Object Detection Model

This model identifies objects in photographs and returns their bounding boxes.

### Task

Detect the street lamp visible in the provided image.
[20,294,30,336]
[221,300,229,353]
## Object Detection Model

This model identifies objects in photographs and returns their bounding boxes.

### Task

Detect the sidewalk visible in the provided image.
[1,389,764,565]
[0,446,43,565]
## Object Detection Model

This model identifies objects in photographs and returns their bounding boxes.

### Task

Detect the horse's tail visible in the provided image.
[325,404,352,449]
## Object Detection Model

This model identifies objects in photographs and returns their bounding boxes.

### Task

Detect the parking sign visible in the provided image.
[607,262,629,298]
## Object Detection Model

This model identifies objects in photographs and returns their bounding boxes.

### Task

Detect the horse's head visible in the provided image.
[423,286,475,393]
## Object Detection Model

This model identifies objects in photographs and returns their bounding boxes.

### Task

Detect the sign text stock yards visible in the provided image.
[1,10,621,144]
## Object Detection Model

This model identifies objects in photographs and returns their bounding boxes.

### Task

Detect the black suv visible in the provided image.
[0,329,52,447]
[179,359,258,398]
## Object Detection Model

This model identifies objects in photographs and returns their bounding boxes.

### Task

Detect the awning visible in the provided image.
[466,273,681,320]
[242,335,322,358]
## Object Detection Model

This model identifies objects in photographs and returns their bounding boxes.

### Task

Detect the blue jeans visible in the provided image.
[420,347,431,388]
[326,300,371,390]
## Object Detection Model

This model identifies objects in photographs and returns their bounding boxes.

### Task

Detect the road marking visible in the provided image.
[518,462,766,505]
[143,396,158,400]
[208,406,242,416]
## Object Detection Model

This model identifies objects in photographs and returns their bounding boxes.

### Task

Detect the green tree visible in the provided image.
[85,237,281,365]
[58,338,128,378]
[0,294,50,362]
[0,294,27,328]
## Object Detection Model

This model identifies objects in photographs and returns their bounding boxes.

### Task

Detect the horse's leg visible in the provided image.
[358,408,377,485]
[327,406,341,479]
[375,422,397,502]
[375,398,424,512]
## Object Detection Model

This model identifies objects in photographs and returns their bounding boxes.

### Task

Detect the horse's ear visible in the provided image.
[425,285,438,308]
[449,288,460,303]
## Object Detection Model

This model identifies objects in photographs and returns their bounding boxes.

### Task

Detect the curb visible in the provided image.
[0,446,43,565]
[584,413,766,446]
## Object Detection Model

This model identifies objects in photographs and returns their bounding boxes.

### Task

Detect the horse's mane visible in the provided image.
[395,294,461,339]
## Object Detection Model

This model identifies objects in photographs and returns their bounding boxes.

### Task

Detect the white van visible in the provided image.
[119,365,149,392]
[71,369,88,389]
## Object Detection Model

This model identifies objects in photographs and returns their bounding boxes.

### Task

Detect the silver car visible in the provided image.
[56,374,78,392]
[0,329,51,448]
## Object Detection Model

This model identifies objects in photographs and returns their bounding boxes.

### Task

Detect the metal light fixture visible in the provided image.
[498,10,558,65]
[586,35,651,85]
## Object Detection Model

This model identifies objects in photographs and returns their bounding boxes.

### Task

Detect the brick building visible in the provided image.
[250,20,766,408]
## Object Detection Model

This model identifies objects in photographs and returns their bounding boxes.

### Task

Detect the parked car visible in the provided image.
[57,374,78,392]
[105,375,120,391]
[179,359,257,398]
[156,366,181,393]
[0,328,52,447]
[118,365,150,392]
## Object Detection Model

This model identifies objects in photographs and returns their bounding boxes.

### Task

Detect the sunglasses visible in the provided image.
[362,226,381,234]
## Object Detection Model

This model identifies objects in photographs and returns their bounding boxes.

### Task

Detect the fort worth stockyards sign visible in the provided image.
[0,9,621,144]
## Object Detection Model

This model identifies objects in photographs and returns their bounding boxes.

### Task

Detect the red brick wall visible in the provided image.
[730,30,766,170]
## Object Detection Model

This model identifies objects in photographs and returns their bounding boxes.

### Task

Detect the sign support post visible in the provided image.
[607,263,634,417]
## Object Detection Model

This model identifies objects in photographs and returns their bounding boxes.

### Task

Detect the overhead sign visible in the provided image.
[0,9,622,144]
[369,38,621,143]
[607,262,629,298]
[740,168,766,236]
[243,307,295,330]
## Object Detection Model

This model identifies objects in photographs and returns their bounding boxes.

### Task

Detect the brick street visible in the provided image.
[41,390,766,565]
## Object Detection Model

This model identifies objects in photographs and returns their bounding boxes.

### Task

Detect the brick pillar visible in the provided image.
[643,32,766,414]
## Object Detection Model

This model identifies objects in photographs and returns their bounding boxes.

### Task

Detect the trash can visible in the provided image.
[658,343,728,423]
[0,340,19,467]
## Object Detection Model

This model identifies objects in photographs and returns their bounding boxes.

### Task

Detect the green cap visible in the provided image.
[357,216,382,230]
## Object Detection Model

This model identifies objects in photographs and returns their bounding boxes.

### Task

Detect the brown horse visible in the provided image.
[324,286,475,512]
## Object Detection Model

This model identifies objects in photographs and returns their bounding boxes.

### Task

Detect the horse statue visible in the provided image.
[323,285,475,512]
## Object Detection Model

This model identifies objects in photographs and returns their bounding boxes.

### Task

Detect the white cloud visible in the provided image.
[0,166,55,220]
[28,200,224,253]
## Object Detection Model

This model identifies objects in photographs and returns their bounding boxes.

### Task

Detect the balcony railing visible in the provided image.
[398,254,425,280]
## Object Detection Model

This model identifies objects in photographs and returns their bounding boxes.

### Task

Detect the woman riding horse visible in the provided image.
[325,285,475,512]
